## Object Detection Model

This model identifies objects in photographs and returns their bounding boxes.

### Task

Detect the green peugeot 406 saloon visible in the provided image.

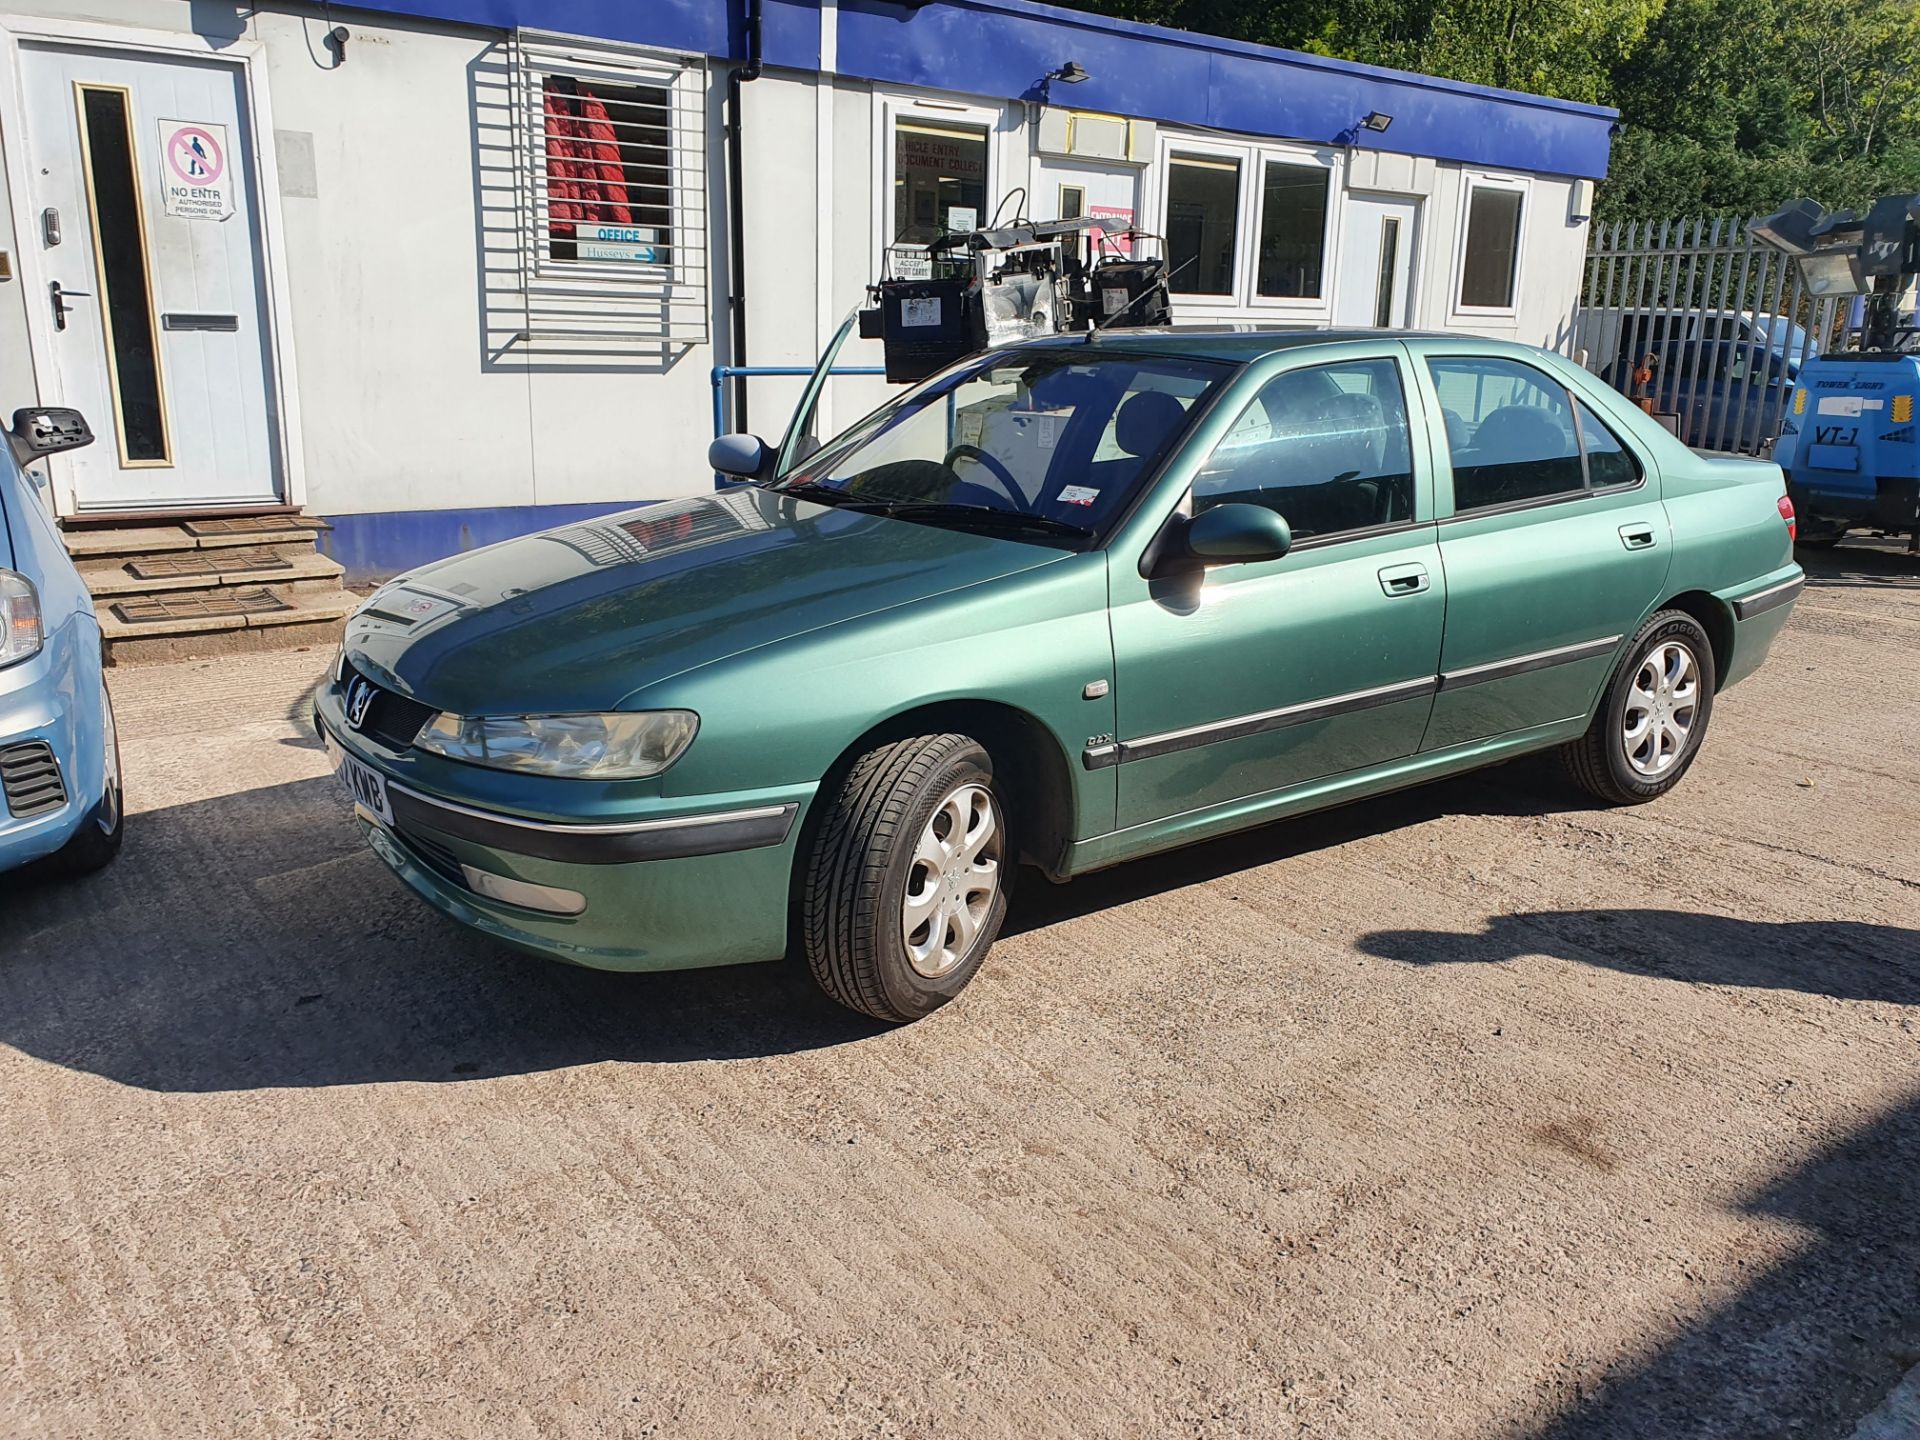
[315,330,1803,1022]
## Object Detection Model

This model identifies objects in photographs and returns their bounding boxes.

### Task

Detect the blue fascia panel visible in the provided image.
[318,501,637,586]
[345,0,1614,178]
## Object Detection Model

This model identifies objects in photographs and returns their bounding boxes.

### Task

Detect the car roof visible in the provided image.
[1008,325,1553,366]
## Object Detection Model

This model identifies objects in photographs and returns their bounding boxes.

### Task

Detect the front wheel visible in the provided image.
[1563,610,1716,805]
[801,733,1009,1022]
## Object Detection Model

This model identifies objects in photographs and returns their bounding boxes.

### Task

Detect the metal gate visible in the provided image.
[1574,218,1851,455]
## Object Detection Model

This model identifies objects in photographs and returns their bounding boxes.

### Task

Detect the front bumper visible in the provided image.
[313,689,813,972]
[0,615,103,873]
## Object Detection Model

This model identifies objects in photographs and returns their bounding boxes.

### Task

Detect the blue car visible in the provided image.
[1,407,122,879]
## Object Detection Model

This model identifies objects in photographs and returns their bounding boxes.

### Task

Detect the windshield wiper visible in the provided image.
[871,503,1093,538]
[774,479,888,509]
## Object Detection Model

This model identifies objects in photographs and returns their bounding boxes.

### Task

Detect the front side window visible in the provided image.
[1255,160,1329,299]
[1458,184,1523,309]
[1165,155,1241,295]
[1192,358,1416,540]
[781,350,1229,544]
[542,76,673,266]
[1428,357,1586,509]
[893,119,989,248]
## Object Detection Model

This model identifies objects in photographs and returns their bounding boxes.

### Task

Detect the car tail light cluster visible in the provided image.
[1777,493,1796,543]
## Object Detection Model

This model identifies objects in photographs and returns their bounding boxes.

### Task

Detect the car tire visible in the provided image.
[801,732,1009,1023]
[1564,610,1716,806]
[49,679,124,877]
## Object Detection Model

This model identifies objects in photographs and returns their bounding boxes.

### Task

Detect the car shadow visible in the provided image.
[1357,908,1920,1006]
[1006,753,1577,938]
[0,755,1579,1093]
[1797,537,1920,591]
[0,776,888,1091]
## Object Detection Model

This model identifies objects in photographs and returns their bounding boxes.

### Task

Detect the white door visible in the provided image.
[21,43,281,512]
[1334,194,1420,329]
[1034,157,1141,262]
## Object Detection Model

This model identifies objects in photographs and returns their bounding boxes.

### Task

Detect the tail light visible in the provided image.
[1777,493,1796,543]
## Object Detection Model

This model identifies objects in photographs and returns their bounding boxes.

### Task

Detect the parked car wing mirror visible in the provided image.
[8,407,92,467]
[708,432,770,481]
[1182,502,1292,566]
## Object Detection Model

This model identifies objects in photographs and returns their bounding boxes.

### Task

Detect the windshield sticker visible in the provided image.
[954,410,985,447]
[900,297,942,328]
[1058,485,1099,507]
[1038,415,1061,450]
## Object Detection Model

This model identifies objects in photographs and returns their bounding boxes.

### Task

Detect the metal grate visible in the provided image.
[1,741,67,819]
[340,660,438,752]
[1574,217,1846,454]
[498,30,711,351]
[113,587,291,624]
[128,553,294,580]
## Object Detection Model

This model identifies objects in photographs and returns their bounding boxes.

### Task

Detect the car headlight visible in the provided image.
[413,710,698,780]
[0,570,42,669]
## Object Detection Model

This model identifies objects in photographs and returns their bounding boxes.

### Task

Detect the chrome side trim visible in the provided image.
[1731,575,1804,622]
[1438,635,1622,691]
[1114,675,1440,765]
[386,777,789,839]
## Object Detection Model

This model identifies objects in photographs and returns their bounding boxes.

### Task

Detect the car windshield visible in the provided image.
[773,348,1230,545]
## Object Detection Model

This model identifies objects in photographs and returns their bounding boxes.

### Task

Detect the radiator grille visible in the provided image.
[1,741,67,818]
[341,661,437,751]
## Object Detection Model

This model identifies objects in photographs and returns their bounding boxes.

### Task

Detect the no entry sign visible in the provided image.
[158,120,234,221]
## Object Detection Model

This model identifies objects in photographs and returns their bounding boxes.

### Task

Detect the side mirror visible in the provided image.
[8,407,92,467]
[708,433,769,480]
[1182,502,1292,566]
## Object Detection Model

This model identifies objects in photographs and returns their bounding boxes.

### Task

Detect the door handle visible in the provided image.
[1619,524,1657,551]
[1378,562,1430,597]
[49,280,89,332]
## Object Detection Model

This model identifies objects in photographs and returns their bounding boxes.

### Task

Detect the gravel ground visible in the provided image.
[2,540,1917,1440]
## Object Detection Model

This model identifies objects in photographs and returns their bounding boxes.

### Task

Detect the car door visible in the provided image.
[1410,345,1671,752]
[1105,345,1446,830]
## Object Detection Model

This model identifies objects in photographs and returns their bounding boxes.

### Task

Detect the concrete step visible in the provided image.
[78,549,345,597]
[63,516,328,560]
[99,587,358,666]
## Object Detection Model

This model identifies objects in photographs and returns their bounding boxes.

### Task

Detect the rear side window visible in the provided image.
[1428,357,1586,511]
[1192,358,1415,541]
[1576,399,1641,488]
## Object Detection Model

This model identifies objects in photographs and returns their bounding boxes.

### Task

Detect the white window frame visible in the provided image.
[1153,132,1253,305]
[872,90,1010,277]
[1451,170,1530,320]
[1147,129,1345,320]
[1245,143,1342,315]
[512,31,710,344]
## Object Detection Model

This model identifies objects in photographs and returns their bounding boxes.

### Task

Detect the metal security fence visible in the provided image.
[1574,218,1852,455]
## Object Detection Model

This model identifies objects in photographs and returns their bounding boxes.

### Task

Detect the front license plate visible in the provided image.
[326,733,395,827]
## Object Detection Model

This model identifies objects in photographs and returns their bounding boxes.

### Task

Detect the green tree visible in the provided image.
[1055,0,1920,219]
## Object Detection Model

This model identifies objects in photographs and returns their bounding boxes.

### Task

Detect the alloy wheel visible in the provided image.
[1622,640,1699,778]
[901,782,1002,979]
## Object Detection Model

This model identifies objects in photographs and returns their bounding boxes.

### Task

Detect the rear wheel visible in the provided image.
[50,679,124,876]
[801,733,1008,1022]
[1563,610,1715,805]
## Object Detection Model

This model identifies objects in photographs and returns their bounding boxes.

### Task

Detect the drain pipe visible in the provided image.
[724,0,764,435]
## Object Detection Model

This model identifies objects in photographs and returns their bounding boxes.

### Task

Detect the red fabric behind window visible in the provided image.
[543,81,633,241]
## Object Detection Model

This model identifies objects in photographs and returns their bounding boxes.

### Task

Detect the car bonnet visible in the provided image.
[343,486,1070,715]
